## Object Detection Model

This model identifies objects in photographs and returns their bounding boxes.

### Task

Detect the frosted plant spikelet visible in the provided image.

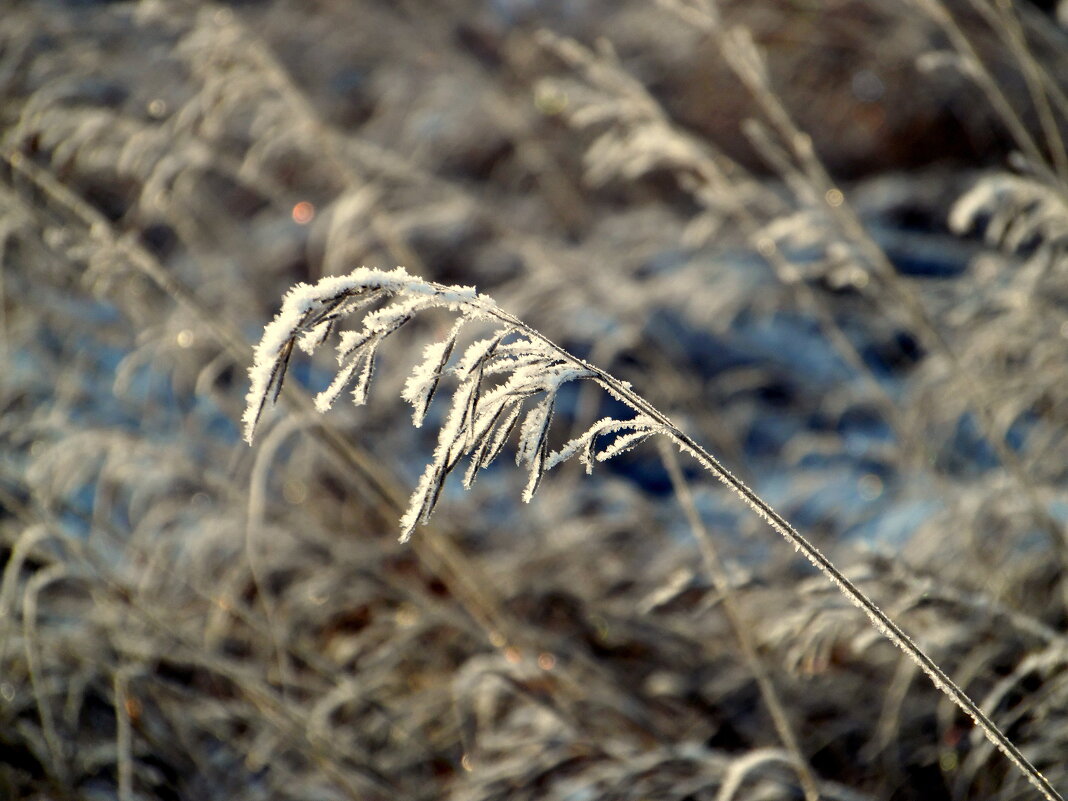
[242,267,1062,801]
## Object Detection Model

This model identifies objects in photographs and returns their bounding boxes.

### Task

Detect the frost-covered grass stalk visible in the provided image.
[244,266,1062,801]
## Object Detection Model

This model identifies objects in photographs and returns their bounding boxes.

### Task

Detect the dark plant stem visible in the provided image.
[477,296,1063,801]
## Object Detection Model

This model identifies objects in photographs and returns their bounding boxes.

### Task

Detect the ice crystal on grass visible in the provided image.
[244,267,650,541]
[242,267,478,443]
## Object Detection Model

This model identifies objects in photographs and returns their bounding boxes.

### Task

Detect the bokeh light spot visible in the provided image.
[292,201,316,225]
[534,84,568,116]
[858,473,883,500]
[283,479,308,505]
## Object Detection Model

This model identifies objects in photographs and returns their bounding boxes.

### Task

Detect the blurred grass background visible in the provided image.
[1,1,1067,799]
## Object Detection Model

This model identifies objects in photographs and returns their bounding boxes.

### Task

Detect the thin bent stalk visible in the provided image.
[489,303,1059,801]
[484,303,1062,801]
[245,270,1062,801]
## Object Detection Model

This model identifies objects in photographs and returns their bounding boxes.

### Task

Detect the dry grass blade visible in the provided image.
[245,267,1064,801]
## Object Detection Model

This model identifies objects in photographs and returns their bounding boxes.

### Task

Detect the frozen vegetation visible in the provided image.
[2,1,1068,800]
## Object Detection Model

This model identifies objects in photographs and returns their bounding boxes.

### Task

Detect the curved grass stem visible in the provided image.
[246,270,1063,801]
